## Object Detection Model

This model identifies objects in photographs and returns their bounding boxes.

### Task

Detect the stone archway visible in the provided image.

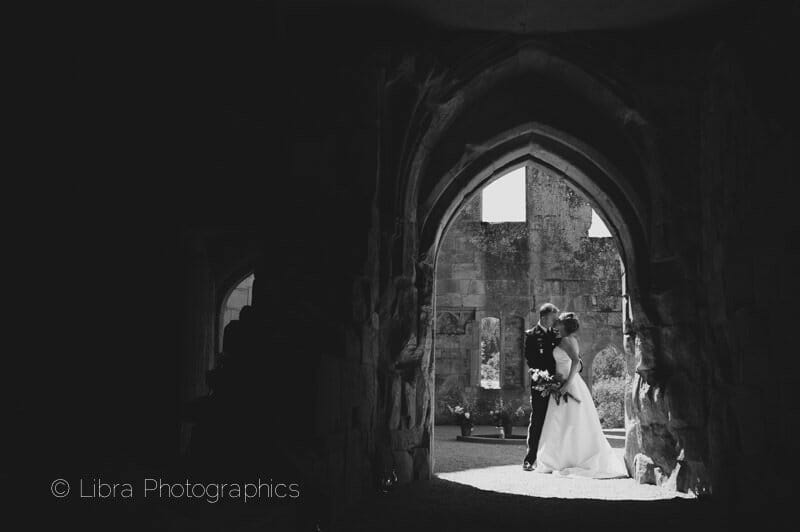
[425,131,642,461]
[381,42,710,496]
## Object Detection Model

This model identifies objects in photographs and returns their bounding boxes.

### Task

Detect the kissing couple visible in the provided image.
[522,303,628,478]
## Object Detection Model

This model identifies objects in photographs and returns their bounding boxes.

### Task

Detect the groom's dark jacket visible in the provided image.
[524,324,560,377]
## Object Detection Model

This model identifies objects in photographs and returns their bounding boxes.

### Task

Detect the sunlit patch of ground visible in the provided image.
[434,425,693,501]
[332,425,731,531]
[436,464,694,500]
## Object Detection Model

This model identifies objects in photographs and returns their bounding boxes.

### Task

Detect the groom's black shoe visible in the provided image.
[522,461,534,471]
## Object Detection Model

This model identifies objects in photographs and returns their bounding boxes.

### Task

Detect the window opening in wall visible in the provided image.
[222,273,255,330]
[480,317,501,389]
[588,208,612,238]
[481,167,526,222]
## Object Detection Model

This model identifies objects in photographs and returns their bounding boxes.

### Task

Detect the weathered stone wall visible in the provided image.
[377,6,798,513]
[39,4,797,528]
[435,166,623,423]
[165,10,797,519]
[619,35,797,507]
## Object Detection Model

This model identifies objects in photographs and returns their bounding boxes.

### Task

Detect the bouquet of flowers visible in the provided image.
[529,368,581,405]
[447,404,472,424]
[447,403,474,435]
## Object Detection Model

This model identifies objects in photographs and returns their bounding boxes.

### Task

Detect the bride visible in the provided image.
[533,312,628,478]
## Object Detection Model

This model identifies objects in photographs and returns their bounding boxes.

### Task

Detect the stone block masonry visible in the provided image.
[435,165,623,422]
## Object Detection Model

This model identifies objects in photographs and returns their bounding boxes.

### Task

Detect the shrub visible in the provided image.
[438,388,475,424]
[592,376,626,429]
[480,353,500,388]
[592,345,625,381]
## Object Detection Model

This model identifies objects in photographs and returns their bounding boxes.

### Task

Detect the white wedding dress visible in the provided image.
[533,342,628,478]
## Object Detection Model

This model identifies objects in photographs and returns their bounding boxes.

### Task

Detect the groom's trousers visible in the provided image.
[524,387,550,464]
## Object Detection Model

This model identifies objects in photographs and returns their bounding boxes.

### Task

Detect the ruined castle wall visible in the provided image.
[435,166,623,424]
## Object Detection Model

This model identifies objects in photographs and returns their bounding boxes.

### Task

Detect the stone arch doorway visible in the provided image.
[425,124,643,302]
[422,124,645,453]
[433,161,628,455]
[430,152,631,475]
[389,42,708,495]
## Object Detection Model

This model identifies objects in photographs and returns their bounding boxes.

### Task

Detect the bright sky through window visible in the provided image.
[481,167,526,222]
[589,208,612,237]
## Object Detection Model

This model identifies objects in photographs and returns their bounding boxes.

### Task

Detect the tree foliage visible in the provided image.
[480,353,500,389]
[592,345,625,381]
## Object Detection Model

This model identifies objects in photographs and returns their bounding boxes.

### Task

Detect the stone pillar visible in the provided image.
[378,257,436,485]
[178,234,215,454]
[501,315,525,389]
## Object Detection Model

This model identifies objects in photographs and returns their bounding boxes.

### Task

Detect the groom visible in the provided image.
[522,303,561,471]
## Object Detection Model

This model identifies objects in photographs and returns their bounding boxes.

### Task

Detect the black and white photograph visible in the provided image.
[9,0,799,530]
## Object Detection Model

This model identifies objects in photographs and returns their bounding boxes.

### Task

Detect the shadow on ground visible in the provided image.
[332,424,715,531]
[332,476,718,532]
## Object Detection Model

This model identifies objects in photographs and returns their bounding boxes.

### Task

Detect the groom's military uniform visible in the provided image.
[523,323,561,466]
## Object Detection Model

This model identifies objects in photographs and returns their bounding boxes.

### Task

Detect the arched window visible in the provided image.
[222,273,254,330]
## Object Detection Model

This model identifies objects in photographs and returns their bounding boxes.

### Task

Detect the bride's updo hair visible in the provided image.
[557,312,580,335]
